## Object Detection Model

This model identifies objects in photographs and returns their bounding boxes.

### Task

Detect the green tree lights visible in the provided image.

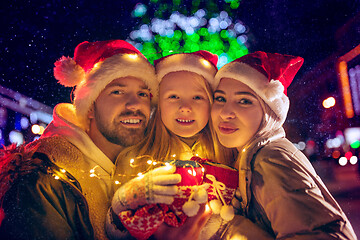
[128,1,250,67]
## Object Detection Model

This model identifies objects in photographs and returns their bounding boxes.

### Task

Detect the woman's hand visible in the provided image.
[111,165,181,214]
[151,204,212,240]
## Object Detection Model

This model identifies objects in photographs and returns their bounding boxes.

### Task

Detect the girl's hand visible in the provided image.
[111,165,181,214]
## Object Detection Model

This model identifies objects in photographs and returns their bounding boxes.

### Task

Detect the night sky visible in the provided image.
[1,0,359,109]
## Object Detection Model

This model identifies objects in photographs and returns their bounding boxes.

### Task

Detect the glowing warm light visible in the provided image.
[322,97,336,109]
[137,173,144,179]
[338,157,348,166]
[338,60,354,118]
[201,59,210,67]
[202,167,205,172]
[127,54,138,59]
[39,125,45,135]
[332,150,341,159]
[90,173,96,178]
[205,203,211,212]
[54,175,60,180]
[172,154,176,158]
[147,160,153,165]
[349,156,358,165]
[60,169,66,173]
[90,169,95,173]
[152,161,157,165]
[188,169,192,175]
[93,62,101,69]
[130,159,135,164]
[32,124,41,134]
[115,180,120,185]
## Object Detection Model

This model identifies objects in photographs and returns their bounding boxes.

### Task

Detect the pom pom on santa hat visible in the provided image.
[53,40,157,130]
[154,50,218,86]
[214,51,304,125]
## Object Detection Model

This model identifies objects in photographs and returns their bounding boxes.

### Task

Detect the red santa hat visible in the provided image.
[214,51,304,124]
[154,50,218,85]
[53,40,157,130]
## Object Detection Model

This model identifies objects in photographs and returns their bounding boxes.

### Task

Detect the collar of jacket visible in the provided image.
[236,128,285,211]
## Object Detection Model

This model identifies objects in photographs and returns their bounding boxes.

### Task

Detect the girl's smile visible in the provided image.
[160,71,211,138]
[211,77,263,150]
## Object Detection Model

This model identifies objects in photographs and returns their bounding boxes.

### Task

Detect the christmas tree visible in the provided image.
[127,0,251,67]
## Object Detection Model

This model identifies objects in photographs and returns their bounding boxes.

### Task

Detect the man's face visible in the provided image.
[89,76,151,147]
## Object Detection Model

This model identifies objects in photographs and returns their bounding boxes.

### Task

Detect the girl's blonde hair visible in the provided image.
[115,71,237,178]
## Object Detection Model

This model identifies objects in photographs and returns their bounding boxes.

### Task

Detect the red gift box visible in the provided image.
[119,160,205,240]
[202,161,239,221]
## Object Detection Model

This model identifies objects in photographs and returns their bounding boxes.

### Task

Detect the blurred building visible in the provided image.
[286,13,360,167]
[0,85,52,146]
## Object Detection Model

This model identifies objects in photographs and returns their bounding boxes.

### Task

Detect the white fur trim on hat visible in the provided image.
[214,62,289,124]
[155,54,217,86]
[74,53,157,130]
[54,56,85,87]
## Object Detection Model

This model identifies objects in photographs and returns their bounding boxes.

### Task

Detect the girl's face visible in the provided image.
[211,77,263,150]
[159,71,210,138]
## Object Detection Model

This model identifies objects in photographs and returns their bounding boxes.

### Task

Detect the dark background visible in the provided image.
[1,0,359,107]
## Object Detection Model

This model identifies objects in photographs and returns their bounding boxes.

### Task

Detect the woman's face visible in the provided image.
[159,71,211,138]
[211,77,263,149]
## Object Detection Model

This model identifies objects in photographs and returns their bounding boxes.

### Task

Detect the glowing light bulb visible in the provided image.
[90,173,96,178]
[147,160,153,165]
[201,59,210,67]
[130,159,135,164]
[54,175,60,180]
[93,62,101,69]
[115,180,120,185]
[322,97,336,109]
[127,54,138,60]
[60,169,66,173]
[172,154,176,158]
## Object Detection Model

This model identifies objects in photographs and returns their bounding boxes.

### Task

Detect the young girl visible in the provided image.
[107,50,236,240]
[211,51,357,239]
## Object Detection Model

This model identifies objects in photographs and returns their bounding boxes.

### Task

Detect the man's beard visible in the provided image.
[95,110,147,147]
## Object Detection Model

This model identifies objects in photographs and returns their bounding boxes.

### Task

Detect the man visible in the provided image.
[0,40,159,239]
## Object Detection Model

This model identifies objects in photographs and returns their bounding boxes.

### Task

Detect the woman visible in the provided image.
[211,51,357,239]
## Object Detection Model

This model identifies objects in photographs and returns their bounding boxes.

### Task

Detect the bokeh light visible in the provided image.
[127,5,250,67]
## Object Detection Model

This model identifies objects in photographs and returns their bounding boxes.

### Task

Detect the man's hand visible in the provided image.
[112,165,181,214]
[151,204,212,240]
